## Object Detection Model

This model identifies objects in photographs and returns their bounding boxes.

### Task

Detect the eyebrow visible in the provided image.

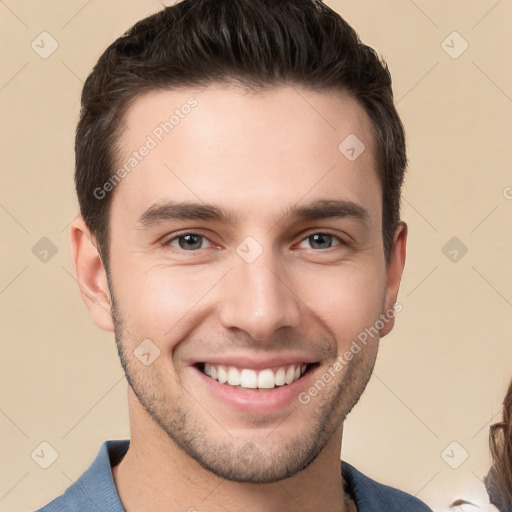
[136,198,370,229]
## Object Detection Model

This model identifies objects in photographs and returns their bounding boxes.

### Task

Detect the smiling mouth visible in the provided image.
[195,362,318,391]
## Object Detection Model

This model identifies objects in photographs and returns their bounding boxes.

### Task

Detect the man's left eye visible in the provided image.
[297,233,343,250]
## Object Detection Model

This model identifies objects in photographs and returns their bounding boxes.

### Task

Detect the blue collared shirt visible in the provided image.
[34,439,432,511]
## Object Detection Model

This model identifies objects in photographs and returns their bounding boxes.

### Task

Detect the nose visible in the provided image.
[217,243,302,342]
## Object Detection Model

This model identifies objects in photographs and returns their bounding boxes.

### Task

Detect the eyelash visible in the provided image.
[161,231,347,253]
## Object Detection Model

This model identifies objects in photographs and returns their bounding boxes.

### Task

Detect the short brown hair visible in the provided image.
[75,0,407,270]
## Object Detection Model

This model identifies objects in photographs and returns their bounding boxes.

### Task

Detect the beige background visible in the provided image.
[1,1,511,511]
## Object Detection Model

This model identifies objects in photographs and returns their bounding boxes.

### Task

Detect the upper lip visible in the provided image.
[190,355,319,371]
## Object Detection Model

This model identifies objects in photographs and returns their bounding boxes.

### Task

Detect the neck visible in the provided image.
[112,391,350,512]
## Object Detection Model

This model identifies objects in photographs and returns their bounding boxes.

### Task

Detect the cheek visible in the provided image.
[114,263,223,344]
[294,264,386,345]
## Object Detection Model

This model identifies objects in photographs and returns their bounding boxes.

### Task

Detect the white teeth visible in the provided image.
[227,366,241,386]
[275,367,286,386]
[240,369,258,388]
[202,363,309,389]
[285,366,295,385]
[217,366,228,384]
[257,369,275,389]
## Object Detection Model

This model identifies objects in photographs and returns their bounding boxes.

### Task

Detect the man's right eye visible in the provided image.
[162,233,213,251]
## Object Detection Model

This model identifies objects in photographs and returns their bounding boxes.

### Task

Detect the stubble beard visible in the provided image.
[108,285,378,484]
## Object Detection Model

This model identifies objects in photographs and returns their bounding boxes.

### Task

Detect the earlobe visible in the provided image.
[380,221,407,338]
[68,216,115,332]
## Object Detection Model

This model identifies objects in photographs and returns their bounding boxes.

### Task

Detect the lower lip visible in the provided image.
[192,364,319,415]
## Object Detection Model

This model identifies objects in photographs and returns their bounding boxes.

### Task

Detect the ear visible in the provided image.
[68,216,114,332]
[380,221,407,338]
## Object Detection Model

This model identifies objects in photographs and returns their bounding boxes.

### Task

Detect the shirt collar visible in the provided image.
[77,439,428,512]
[70,439,128,511]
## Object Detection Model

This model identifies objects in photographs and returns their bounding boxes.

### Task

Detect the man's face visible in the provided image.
[97,85,404,483]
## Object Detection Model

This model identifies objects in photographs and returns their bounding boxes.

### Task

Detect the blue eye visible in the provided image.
[298,233,343,250]
[165,233,210,251]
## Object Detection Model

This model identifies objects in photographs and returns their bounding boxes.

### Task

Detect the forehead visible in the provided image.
[111,84,381,228]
